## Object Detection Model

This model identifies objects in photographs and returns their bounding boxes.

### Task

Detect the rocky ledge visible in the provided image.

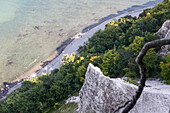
[157,19,170,56]
[78,63,170,113]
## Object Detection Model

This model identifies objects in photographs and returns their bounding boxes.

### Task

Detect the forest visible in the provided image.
[0,0,169,112]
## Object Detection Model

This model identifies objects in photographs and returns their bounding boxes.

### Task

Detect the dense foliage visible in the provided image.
[160,54,170,84]
[0,1,169,112]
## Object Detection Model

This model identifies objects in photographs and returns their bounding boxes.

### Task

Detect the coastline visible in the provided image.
[0,0,163,99]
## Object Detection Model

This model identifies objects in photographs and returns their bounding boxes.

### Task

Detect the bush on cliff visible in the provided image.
[0,1,169,112]
[160,54,170,84]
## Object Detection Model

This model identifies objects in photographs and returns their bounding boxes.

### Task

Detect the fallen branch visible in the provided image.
[122,38,170,113]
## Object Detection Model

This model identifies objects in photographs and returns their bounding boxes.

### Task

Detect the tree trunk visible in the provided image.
[122,38,170,113]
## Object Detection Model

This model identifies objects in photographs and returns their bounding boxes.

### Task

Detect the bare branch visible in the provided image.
[122,38,170,113]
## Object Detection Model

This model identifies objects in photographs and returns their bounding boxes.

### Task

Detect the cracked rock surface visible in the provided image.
[78,63,170,113]
[157,20,170,56]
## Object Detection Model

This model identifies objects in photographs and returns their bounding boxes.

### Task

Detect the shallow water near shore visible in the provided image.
[0,0,162,86]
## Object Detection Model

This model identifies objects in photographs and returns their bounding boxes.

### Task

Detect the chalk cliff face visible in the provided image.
[78,63,170,113]
[157,20,170,56]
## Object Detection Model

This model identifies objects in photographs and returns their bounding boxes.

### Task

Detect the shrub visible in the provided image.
[160,54,170,84]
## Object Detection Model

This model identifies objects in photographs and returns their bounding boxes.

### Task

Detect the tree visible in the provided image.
[143,48,162,77]
[62,53,76,64]
[160,54,170,84]
[101,49,120,77]
[122,38,170,113]
[128,36,145,56]
[163,0,169,4]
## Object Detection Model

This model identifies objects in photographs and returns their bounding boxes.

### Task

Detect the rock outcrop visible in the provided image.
[78,63,170,113]
[157,20,170,56]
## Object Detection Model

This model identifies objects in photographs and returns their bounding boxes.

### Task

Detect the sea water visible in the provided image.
[0,0,161,86]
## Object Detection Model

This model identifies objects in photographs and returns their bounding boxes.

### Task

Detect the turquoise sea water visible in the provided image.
[0,0,161,86]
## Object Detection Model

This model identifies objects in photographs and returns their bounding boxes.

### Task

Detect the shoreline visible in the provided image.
[0,0,163,99]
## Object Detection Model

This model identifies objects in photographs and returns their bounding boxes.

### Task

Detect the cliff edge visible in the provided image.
[157,20,170,56]
[78,63,170,113]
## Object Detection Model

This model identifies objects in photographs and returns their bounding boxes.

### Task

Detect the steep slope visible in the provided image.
[157,20,170,56]
[78,63,170,113]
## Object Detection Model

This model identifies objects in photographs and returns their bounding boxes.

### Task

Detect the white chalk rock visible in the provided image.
[78,63,170,113]
[157,20,170,56]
